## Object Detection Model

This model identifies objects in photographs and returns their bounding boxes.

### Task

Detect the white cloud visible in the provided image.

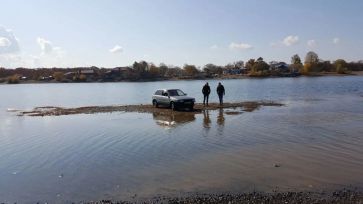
[109,45,123,53]
[34,37,67,67]
[210,44,218,49]
[229,42,253,50]
[0,26,20,54]
[0,37,11,47]
[0,30,68,68]
[37,37,54,55]
[307,40,316,48]
[283,35,299,46]
[333,37,340,44]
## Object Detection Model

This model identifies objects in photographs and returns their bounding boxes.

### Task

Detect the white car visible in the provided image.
[152,89,195,110]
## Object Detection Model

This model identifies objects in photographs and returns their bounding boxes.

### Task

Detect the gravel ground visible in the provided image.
[82,189,363,204]
[18,101,283,117]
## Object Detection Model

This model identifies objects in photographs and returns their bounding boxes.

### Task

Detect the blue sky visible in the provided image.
[0,0,362,68]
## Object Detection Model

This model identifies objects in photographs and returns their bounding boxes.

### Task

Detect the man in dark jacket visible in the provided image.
[202,82,211,106]
[216,82,225,105]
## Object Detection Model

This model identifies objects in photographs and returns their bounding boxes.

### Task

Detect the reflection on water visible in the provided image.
[153,109,228,129]
[203,110,211,128]
[152,112,196,128]
[217,109,225,126]
[0,77,363,202]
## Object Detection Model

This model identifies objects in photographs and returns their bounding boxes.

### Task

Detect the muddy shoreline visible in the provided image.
[18,101,283,117]
[82,189,363,203]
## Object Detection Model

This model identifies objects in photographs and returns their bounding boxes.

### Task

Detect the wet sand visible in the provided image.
[18,101,283,117]
[87,189,363,203]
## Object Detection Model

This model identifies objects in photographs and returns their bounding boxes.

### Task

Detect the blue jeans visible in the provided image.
[218,94,223,105]
[203,94,209,105]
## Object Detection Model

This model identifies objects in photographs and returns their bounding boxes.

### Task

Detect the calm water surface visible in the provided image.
[0,76,363,203]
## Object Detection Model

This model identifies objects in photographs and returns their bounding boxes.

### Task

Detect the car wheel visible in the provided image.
[170,102,175,111]
[152,100,158,108]
[189,104,194,111]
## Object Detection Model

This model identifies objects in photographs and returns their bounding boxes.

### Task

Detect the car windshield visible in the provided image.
[168,89,185,96]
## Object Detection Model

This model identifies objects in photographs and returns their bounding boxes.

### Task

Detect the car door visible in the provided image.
[154,90,163,104]
[160,90,170,105]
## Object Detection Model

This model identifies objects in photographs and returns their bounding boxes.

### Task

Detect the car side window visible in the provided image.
[155,90,162,95]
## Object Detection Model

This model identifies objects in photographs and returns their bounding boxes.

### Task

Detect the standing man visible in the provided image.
[216,82,225,106]
[202,82,211,106]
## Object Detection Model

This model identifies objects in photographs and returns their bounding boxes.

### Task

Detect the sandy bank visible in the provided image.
[84,189,363,204]
[18,101,283,117]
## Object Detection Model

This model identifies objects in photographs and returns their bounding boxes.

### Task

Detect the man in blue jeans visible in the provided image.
[216,82,225,105]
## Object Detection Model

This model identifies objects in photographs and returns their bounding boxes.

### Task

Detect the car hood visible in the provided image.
[170,96,195,100]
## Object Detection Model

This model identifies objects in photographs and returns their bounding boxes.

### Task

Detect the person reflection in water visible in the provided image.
[217,108,225,126]
[203,110,211,128]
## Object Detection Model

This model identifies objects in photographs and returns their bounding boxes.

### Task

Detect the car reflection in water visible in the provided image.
[152,111,196,128]
[153,109,228,129]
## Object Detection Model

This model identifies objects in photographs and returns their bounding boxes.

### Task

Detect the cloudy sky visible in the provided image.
[0,0,363,68]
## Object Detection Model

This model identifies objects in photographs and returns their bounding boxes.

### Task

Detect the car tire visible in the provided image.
[189,104,194,111]
[152,100,159,108]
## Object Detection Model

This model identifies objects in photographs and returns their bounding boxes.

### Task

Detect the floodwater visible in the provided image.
[0,76,363,203]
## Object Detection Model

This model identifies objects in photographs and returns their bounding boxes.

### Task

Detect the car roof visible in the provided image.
[157,89,181,91]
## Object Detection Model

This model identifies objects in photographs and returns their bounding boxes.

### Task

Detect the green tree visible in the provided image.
[291,54,303,72]
[7,74,20,84]
[334,59,348,74]
[245,59,256,70]
[291,54,302,65]
[256,57,264,63]
[149,64,160,78]
[304,51,319,73]
[132,61,149,78]
[252,58,269,72]
[204,63,222,76]
[304,51,319,65]
[53,72,64,82]
[183,64,199,77]
[234,60,244,69]
[159,63,169,77]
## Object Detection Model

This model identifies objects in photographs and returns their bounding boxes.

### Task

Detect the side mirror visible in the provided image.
[184,93,187,95]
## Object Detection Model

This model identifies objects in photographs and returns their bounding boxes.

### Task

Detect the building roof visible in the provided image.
[80,70,95,74]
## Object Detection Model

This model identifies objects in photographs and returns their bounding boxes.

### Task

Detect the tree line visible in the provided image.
[1,51,363,84]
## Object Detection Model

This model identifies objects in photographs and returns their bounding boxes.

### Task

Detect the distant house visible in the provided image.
[104,67,132,80]
[77,69,98,80]
[269,62,289,72]
[62,69,99,81]
[79,69,96,76]
[223,68,246,75]
[64,72,75,80]
[118,67,132,78]
[39,75,54,81]
[19,76,27,80]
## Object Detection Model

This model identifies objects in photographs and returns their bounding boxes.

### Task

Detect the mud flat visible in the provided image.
[84,189,363,204]
[18,101,283,117]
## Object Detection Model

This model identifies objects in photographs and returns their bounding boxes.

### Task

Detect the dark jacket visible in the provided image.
[216,84,225,95]
[202,84,211,95]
